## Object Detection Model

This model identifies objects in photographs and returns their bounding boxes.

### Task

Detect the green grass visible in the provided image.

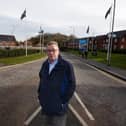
[88,52,107,63]
[67,50,80,56]
[66,49,126,69]
[0,53,46,65]
[110,53,126,69]
[88,51,126,69]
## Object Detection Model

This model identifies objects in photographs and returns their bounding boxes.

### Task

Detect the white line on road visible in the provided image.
[74,92,95,121]
[68,54,126,85]
[69,104,88,126]
[24,104,89,126]
[85,63,126,85]
[24,106,41,126]
[24,92,94,126]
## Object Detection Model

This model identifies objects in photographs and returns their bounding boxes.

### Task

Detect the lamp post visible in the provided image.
[39,27,44,54]
[42,30,44,53]
[70,26,75,49]
[107,0,116,66]
[25,39,28,56]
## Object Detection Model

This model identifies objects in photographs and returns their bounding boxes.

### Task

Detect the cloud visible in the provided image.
[0,0,126,40]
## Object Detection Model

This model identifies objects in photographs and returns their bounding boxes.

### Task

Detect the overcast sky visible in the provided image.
[0,0,126,41]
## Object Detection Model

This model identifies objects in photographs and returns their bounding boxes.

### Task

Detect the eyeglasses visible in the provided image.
[46,49,58,52]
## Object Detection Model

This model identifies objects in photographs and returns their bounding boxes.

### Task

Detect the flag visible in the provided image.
[86,26,89,34]
[105,6,112,19]
[20,9,26,20]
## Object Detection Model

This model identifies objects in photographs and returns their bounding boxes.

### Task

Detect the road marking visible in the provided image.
[69,104,88,126]
[24,92,93,126]
[85,63,126,85]
[74,92,95,121]
[67,54,126,85]
[24,104,89,126]
[0,57,46,71]
[24,106,41,126]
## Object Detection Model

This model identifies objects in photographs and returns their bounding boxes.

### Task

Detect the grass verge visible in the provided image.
[66,49,126,69]
[0,53,46,65]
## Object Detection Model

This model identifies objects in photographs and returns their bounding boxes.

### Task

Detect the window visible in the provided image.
[122,37,125,43]
[120,45,124,49]
[114,38,117,43]
[114,45,117,50]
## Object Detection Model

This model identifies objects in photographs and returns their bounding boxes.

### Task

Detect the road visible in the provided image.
[29,109,81,126]
[0,59,44,126]
[64,53,126,126]
[0,53,126,126]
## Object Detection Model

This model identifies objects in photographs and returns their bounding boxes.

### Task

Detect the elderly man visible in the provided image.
[38,41,76,126]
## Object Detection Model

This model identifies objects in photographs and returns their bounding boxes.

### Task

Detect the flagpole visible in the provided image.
[20,9,27,56]
[107,0,116,66]
[107,6,112,62]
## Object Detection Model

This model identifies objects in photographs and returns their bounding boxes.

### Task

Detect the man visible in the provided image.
[38,41,76,126]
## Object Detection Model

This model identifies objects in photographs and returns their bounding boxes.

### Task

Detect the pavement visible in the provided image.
[82,58,126,82]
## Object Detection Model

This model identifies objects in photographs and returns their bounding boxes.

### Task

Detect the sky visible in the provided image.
[0,0,126,41]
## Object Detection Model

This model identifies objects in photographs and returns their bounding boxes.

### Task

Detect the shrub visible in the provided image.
[0,48,40,58]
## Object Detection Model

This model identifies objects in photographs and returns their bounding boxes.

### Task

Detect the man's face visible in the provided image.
[46,44,59,62]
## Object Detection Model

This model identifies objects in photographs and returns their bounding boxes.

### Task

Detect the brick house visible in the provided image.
[94,35,107,51]
[61,30,126,52]
[90,30,126,51]
[0,34,17,47]
[110,30,126,50]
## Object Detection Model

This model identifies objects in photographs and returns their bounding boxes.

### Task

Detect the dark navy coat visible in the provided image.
[38,56,76,115]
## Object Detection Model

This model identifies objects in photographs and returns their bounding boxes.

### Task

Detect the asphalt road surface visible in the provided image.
[0,53,126,126]
[64,53,126,126]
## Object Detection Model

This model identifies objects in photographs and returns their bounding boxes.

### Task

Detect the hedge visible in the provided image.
[0,48,40,58]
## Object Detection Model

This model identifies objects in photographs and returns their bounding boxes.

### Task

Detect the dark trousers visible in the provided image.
[41,114,67,126]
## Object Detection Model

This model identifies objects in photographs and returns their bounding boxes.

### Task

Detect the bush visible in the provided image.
[113,49,126,54]
[0,48,40,58]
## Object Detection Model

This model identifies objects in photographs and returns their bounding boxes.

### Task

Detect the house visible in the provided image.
[89,30,126,51]
[110,30,126,50]
[94,35,107,51]
[0,34,17,48]
[60,30,126,53]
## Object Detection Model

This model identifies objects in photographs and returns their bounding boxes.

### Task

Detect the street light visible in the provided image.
[69,26,75,49]
[39,27,44,54]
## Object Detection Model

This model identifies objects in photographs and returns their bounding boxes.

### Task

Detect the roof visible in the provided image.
[107,30,126,38]
[0,34,16,42]
[113,30,126,38]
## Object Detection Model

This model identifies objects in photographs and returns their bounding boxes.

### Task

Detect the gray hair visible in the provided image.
[47,41,59,47]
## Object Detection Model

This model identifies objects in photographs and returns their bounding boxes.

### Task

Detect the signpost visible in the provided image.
[79,39,88,59]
